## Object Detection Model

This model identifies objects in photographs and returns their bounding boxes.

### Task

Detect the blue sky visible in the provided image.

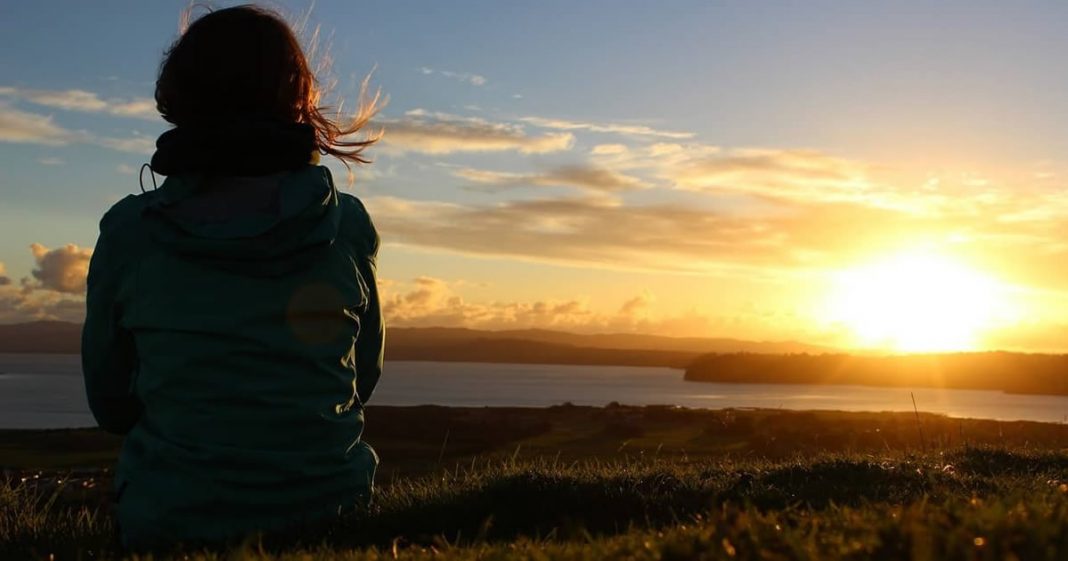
[4,1,1068,350]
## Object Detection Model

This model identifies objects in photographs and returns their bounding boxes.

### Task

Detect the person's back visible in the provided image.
[80,6,384,549]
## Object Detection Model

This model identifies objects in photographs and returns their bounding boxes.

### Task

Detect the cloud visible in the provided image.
[95,134,155,154]
[0,86,158,120]
[0,104,77,145]
[375,109,574,155]
[418,67,487,86]
[365,188,1052,284]
[365,195,791,275]
[29,243,93,294]
[380,277,793,338]
[365,126,1068,306]
[671,148,874,201]
[454,164,650,192]
[591,144,628,156]
[0,246,91,323]
[521,116,694,140]
[619,292,654,318]
[0,104,154,154]
[382,276,632,332]
[382,276,465,323]
[584,144,1068,239]
[589,142,877,204]
[0,284,85,323]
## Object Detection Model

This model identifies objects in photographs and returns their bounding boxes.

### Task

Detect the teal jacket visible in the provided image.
[81,166,383,548]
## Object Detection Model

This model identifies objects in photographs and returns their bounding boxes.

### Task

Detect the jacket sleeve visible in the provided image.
[354,210,384,405]
[81,225,142,434]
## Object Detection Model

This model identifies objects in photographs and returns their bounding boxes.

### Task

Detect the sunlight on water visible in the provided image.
[4,354,1068,428]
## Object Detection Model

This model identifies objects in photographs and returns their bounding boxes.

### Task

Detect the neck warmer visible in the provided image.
[150,120,317,176]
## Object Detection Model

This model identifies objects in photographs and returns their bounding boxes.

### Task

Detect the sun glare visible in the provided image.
[826,250,1014,352]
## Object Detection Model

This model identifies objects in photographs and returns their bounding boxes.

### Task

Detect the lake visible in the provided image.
[3,353,1068,429]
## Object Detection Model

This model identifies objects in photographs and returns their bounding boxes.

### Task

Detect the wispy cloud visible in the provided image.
[376,109,574,155]
[675,148,872,200]
[364,183,1068,296]
[441,135,877,202]
[0,104,76,145]
[0,104,154,154]
[589,142,880,205]
[365,194,806,276]
[454,164,650,192]
[0,86,158,120]
[418,67,487,86]
[590,144,628,155]
[619,292,654,318]
[95,134,155,154]
[521,116,694,140]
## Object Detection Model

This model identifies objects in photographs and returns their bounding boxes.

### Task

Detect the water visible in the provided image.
[3,353,1068,429]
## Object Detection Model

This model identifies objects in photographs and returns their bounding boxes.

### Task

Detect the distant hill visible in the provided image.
[0,322,830,368]
[0,321,82,354]
[685,352,1068,395]
[389,337,698,368]
[388,327,832,355]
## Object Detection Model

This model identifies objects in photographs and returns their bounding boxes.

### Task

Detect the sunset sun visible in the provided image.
[826,251,1013,352]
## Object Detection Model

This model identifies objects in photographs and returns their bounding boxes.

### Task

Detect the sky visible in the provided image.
[3,1,1068,352]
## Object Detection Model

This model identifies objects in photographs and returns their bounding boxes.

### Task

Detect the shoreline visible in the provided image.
[5,404,1068,475]
[5,394,1068,432]
[9,352,1068,398]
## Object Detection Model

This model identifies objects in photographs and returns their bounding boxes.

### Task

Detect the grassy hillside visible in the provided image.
[4,406,1068,559]
[6,448,1068,560]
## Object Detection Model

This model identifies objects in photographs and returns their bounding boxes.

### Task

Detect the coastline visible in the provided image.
[5,404,1067,474]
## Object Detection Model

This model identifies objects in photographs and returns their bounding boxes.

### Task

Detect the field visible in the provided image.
[4,405,1068,559]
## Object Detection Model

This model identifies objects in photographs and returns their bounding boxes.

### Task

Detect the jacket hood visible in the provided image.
[144,166,342,276]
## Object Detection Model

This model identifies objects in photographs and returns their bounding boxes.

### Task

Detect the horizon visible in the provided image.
[6,318,1067,356]
[4,1,1068,353]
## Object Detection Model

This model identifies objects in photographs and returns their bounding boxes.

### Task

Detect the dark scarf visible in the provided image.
[151,120,317,176]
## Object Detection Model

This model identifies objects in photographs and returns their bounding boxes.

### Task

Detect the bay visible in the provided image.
[3,353,1068,429]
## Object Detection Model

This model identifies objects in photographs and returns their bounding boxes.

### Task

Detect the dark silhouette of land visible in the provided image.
[0,321,829,361]
[686,352,1068,395]
[4,404,1067,475]
[6,321,1068,396]
[0,321,83,353]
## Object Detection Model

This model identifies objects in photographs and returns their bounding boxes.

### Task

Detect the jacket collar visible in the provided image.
[150,119,318,177]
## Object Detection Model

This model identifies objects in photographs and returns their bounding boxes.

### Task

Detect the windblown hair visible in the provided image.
[155,5,382,166]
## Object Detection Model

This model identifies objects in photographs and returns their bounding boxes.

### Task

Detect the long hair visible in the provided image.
[155,5,382,166]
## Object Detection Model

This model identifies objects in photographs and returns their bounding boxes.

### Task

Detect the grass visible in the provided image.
[4,406,1068,559]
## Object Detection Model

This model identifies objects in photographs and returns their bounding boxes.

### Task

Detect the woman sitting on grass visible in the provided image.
[81,5,384,549]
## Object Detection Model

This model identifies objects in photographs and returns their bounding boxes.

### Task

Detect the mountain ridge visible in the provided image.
[0,321,832,361]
